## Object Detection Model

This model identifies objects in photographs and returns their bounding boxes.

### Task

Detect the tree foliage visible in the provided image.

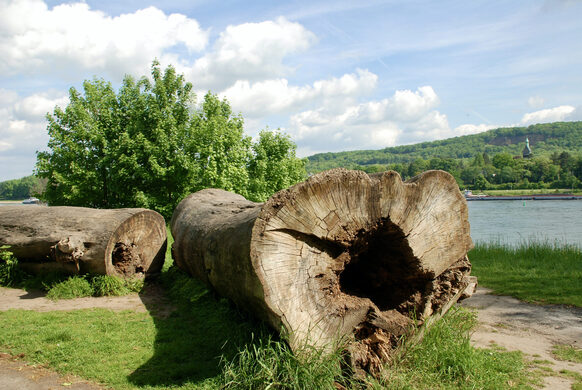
[36,61,306,217]
[0,176,46,200]
[305,121,582,191]
[247,130,307,202]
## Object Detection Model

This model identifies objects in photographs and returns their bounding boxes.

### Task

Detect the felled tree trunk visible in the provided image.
[0,206,167,278]
[171,169,474,375]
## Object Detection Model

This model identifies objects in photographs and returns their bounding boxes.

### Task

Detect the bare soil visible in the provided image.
[0,284,174,317]
[460,287,582,389]
[1,285,580,389]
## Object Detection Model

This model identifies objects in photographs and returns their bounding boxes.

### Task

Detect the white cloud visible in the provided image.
[0,0,208,80]
[0,89,67,179]
[186,17,316,91]
[520,105,575,125]
[221,69,377,118]
[288,86,452,155]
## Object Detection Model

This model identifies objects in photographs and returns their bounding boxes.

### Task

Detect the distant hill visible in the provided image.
[306,121,582,173]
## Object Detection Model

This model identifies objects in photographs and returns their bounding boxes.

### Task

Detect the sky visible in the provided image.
[1,0,582,181]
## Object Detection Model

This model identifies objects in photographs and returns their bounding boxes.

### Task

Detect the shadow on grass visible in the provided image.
[128,266,266,388]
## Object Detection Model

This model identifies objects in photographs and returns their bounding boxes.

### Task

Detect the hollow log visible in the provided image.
[0,206,167,278]
[170,169,474,375]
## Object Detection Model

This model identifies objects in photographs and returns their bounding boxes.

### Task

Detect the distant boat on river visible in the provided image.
[21,197,40,204]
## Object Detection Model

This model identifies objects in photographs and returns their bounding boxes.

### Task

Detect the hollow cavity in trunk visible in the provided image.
[339,218,429,313]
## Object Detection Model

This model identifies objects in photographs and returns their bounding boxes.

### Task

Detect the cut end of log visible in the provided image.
[251,169,473,375]
[104,209,168,278]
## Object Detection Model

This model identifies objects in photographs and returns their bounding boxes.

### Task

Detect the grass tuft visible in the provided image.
[91,275,143,297]
[0,246,28,287]
[219,334,352,390]
[373,306,536,389]
[45,276,94,300]
[469,241,582,307]
[553,344,582,364]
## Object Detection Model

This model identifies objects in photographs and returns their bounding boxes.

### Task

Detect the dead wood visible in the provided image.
[170,169,474,375]
[0,206,167,278]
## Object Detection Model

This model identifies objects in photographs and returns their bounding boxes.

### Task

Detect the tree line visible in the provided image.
[357,150,582,190]
[307,121,582,174]
[33,61,306,218]
[0,176,46,200]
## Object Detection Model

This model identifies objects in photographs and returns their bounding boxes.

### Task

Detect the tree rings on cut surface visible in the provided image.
[171,169,474,376]
[0,206,167,278]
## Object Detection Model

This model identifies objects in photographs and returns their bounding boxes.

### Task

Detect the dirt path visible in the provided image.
[0,352,102,390]
[0,285,174,316]
[460,287,582,389]
[1,286,581,389]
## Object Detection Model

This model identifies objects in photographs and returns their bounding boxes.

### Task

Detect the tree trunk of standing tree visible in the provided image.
[0,206,166,278]
[170,169,475,375]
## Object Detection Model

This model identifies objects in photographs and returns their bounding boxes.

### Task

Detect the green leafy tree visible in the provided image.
[460,166,481,186]
[37,79,121,207]
[247,130,306,202]
[492,153,514,170]
[474,174,489,190]
[36,61,305,218]
[407,158,428,178]
[471,153,484,167]
[190,92,252,197]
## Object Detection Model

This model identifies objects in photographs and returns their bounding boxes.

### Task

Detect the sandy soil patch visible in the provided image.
[0,284,174,317]
[460,287,582,389]
[0,352,102,390]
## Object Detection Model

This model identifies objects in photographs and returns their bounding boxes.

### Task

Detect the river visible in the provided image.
[467,200,582,247]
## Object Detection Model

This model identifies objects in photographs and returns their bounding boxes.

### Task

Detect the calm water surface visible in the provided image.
[467,200,582,247]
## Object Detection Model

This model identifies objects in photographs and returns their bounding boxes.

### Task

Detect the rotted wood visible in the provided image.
[0,206,167,278]
[170,169,475,376]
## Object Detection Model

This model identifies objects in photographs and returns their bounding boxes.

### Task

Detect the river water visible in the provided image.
[467,200,582,247]
[2,200,581,247]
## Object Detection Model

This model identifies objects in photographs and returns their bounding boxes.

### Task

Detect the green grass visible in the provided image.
[0,234,545,389]
[371,307,536,389]
[0,271,261,389]
[0,297,534,389]
[469,241,582,307]
[219,334,353,389]
[553,345,582,363]
[0,247,144,299]
[560,370,582,390]
[45,276,94,299]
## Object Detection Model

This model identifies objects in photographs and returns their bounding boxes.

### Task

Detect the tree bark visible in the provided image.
[170,169,474,375]
[0,206,167,278]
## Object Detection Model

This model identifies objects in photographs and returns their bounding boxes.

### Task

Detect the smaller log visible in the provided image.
[0,206,167,278]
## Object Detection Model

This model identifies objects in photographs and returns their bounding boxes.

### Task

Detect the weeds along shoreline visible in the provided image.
[0,239,580,389]
[469,240,582,307]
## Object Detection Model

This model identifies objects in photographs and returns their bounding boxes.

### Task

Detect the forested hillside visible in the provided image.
[307,121,582,171]
[306,121,582,190]
[0,176,46,200]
